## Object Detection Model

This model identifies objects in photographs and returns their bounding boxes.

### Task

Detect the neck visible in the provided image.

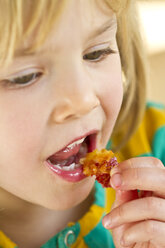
[0,188,94,248]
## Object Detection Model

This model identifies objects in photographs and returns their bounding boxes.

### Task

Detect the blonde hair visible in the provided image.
[108,0,148,151]
[0,0,147,151]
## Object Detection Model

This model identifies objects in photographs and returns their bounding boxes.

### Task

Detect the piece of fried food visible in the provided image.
[80,149,118,187]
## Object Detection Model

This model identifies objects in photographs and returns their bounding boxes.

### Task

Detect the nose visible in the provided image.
[52,94,100,123]
[51,70,100,123]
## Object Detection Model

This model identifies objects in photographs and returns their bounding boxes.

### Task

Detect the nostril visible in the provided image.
[93,98,100,109]
[51,102,75,123]
[51,96,100,123]
[53,112,80,123]
[64,114,75,120]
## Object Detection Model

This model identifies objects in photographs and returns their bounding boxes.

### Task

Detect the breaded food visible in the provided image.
[80,149,118,187]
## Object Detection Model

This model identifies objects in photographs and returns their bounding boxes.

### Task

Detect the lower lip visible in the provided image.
[45,161,87,182]
[45,133,97,182]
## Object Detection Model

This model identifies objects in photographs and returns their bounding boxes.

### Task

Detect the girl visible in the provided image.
[0,0,164,247]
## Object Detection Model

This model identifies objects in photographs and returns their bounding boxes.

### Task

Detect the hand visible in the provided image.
[102,157,165,248]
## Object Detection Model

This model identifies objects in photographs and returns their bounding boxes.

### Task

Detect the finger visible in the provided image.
[118,157,164,170]
[103,190,138,228]
[112,189,138,209]
[111,223,135,248]
[103,196,165,229]
[121,220,165,247]
[110,157,164,177]
[110,167,165,197]
[108,190,136,248]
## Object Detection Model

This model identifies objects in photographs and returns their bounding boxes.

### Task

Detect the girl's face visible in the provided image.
[0,0,123,210]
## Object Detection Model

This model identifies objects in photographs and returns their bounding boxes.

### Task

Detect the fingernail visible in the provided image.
[111,173,122,188]
[102,216,112,229]
[110,166,120,177]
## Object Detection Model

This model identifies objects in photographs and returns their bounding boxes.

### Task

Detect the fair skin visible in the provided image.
[103,157,165,248]
[0,0,122,247]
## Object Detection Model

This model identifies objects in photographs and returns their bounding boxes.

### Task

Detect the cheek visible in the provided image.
[0,92,47,183]
[0,111,41,161]
[99,74,123,146]
[94,56,123,146]
[102,77,123,119]
[97,55,123,118]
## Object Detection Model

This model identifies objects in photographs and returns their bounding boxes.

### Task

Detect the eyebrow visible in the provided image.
[15,18,117,57]
[88,18,117,40]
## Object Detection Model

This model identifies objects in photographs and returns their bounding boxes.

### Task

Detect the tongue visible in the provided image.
[52,155,76,167]
[49,142,87,167]
[50,143,81,161]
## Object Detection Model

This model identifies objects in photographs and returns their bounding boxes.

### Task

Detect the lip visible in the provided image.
[60,130,98,153]
[45,130,98,182]
[45,162,87,182]
[46,129,98,159]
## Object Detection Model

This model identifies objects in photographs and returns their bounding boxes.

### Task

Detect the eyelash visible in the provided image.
[4,72,43,88]
[4,47,116,87]
[83,47,116,62]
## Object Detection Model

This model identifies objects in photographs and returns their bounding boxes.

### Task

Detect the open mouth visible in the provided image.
[46,133,97,172]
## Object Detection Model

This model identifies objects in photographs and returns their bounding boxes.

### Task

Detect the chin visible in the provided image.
[42,177,95,211]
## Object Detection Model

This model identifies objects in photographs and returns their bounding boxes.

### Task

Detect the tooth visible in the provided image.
[67,137,85,148]
[62,163,76,171]
[62,166,69,171]
[48,160,62,169]
[55,165,61,169]
[48,159,81,171]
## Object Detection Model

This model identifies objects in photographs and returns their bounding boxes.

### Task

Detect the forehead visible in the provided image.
[49,1,115,43]
[16,0,116,56]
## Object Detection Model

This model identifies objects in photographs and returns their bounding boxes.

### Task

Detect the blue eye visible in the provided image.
[5,72,42,87]
[83,47,116,62]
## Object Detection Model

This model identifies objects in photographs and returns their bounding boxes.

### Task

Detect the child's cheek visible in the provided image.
[95,56,123,147]
[95,53,123,110]
[100,78,123,146]
[0,100,44,174]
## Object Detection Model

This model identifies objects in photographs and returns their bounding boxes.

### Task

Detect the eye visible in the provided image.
[83,47,116,62]
[4,72,42,87]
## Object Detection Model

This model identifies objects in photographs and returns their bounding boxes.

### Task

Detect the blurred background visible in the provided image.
[137,0,165,104]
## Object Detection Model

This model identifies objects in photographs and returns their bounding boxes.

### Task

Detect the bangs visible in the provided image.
[0,0,131,65]
[103,0,131,14]
[0,0,67,65]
